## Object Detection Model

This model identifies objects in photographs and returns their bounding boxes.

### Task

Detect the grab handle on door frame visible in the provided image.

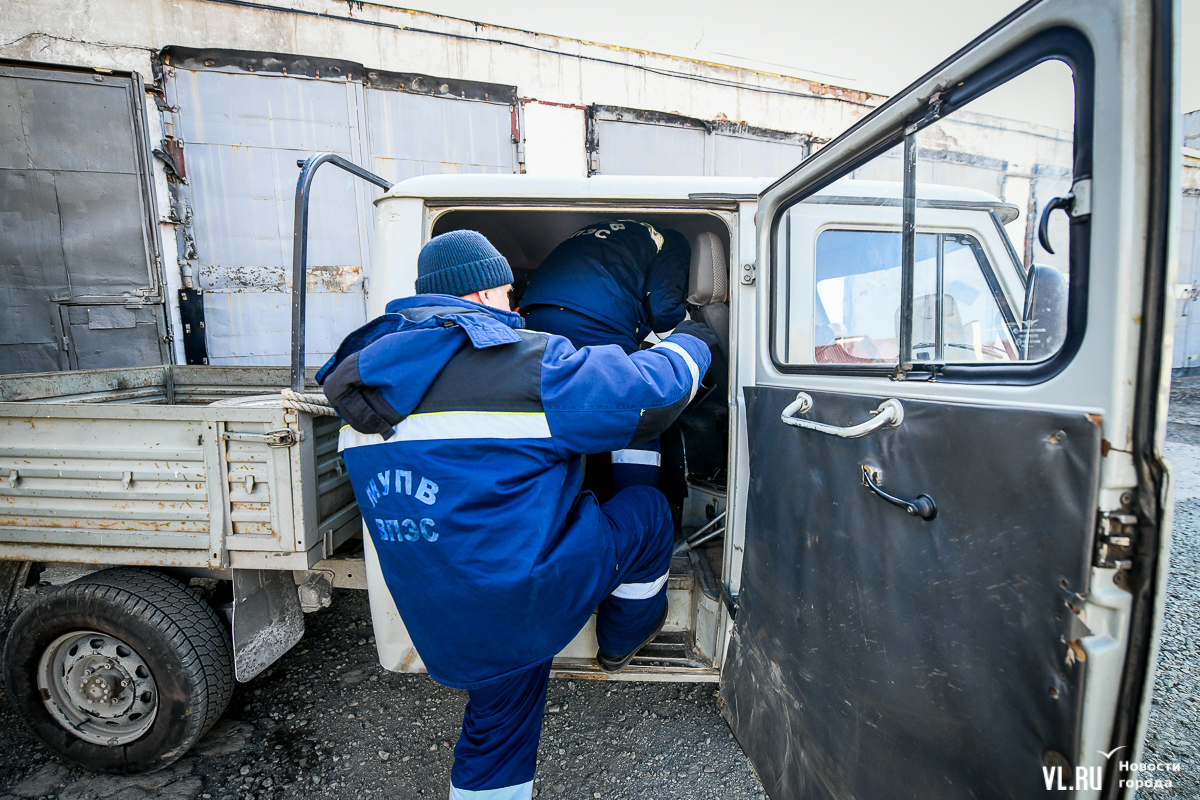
[780,393,904,438]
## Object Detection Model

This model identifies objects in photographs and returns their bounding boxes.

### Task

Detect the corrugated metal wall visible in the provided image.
[165,59,518,367]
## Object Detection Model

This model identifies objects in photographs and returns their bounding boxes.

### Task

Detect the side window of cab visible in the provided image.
[813,229,1022,364]
[772,55,1083,382]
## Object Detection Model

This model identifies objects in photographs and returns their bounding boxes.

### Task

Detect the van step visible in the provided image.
[625,630,710,669]
[666,555,694,591]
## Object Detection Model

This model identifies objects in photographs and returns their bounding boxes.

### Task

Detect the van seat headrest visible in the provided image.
[687,231,728,306]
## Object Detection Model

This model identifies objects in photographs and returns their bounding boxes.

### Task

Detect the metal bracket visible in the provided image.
[221,428,303,447]
[231,569,304,682]
[740,262,756,286]
[178,288,208,365]
[1095,510,1136,590]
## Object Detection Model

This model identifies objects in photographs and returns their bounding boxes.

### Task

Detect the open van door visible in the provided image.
[720,0,1179,797]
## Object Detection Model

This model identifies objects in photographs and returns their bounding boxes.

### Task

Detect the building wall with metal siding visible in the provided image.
[166,59,518,366]
[365,88,517,184]
[1185,110,1200,150]
[167,66,374,366]
[711,133,810,179]
[0,0,878,367]
[0,0,879,154]
[1172,187,1200,373]
[587,107,811,179]
[592,119,707,176]
[0,0,1193,371]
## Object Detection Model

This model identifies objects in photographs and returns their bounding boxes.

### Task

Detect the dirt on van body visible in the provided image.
[3,377,1200,799]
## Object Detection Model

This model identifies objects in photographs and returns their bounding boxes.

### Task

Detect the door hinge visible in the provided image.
[221,428,303,447]
[740,262,756,286]
[1095,509,1137,591]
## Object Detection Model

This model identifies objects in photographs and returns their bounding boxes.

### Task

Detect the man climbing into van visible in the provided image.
[521,220,691,492]
[317,230,718,800]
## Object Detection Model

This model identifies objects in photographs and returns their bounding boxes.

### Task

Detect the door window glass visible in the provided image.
[772,57,1080,375]
[812,231,1017,365]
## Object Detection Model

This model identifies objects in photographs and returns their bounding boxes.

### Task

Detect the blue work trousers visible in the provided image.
[449,486,673,799]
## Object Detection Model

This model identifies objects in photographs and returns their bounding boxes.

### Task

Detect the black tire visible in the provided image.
[3,568,234,773]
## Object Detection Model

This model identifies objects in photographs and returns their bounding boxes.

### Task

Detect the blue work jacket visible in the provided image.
[519,220,690,347]
[318,295,710,688]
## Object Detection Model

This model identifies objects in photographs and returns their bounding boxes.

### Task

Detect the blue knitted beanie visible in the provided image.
[415,230,513,297]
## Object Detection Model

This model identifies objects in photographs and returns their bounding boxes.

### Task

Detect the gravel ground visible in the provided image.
[1135,375,1200,800]
[0,590,764,800]
[2,379,1200,799]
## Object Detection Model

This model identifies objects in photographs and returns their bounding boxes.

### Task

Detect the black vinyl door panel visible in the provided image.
[722,387,1100,800]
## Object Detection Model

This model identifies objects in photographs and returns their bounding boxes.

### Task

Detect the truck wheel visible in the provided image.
[3,568,234,773]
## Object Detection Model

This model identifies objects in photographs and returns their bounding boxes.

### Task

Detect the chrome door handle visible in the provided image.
[780,393,904,438]
[861,466,937,521]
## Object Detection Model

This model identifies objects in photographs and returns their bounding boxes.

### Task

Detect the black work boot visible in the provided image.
[596,602,669,674]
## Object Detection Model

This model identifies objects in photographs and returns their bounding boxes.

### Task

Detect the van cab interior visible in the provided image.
[431,207,737,678]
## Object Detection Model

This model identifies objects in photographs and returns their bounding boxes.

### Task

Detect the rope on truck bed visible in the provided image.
[280,388,339,417]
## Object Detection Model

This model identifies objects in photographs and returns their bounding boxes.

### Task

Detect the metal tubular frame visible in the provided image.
[290,153,393,392]
[897,130,917,378]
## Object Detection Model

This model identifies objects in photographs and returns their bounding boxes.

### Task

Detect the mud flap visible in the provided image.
[231,569,304,682]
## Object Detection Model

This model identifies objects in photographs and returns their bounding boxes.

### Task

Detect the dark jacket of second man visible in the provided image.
[519,220,690,354]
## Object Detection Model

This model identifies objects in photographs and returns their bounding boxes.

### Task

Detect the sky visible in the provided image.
[390,0,1200,119]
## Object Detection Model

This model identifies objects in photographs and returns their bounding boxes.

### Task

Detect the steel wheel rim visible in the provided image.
[36,630,159,746]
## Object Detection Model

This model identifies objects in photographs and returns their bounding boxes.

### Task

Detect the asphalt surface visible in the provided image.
[2,378,1200,799]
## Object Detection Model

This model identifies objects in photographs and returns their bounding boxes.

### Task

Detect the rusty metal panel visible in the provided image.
[0,63,165,376]
[712,133,808,179]
[365,89,517,184]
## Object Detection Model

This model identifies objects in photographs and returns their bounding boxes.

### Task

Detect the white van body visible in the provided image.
[360,174,1037,684]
